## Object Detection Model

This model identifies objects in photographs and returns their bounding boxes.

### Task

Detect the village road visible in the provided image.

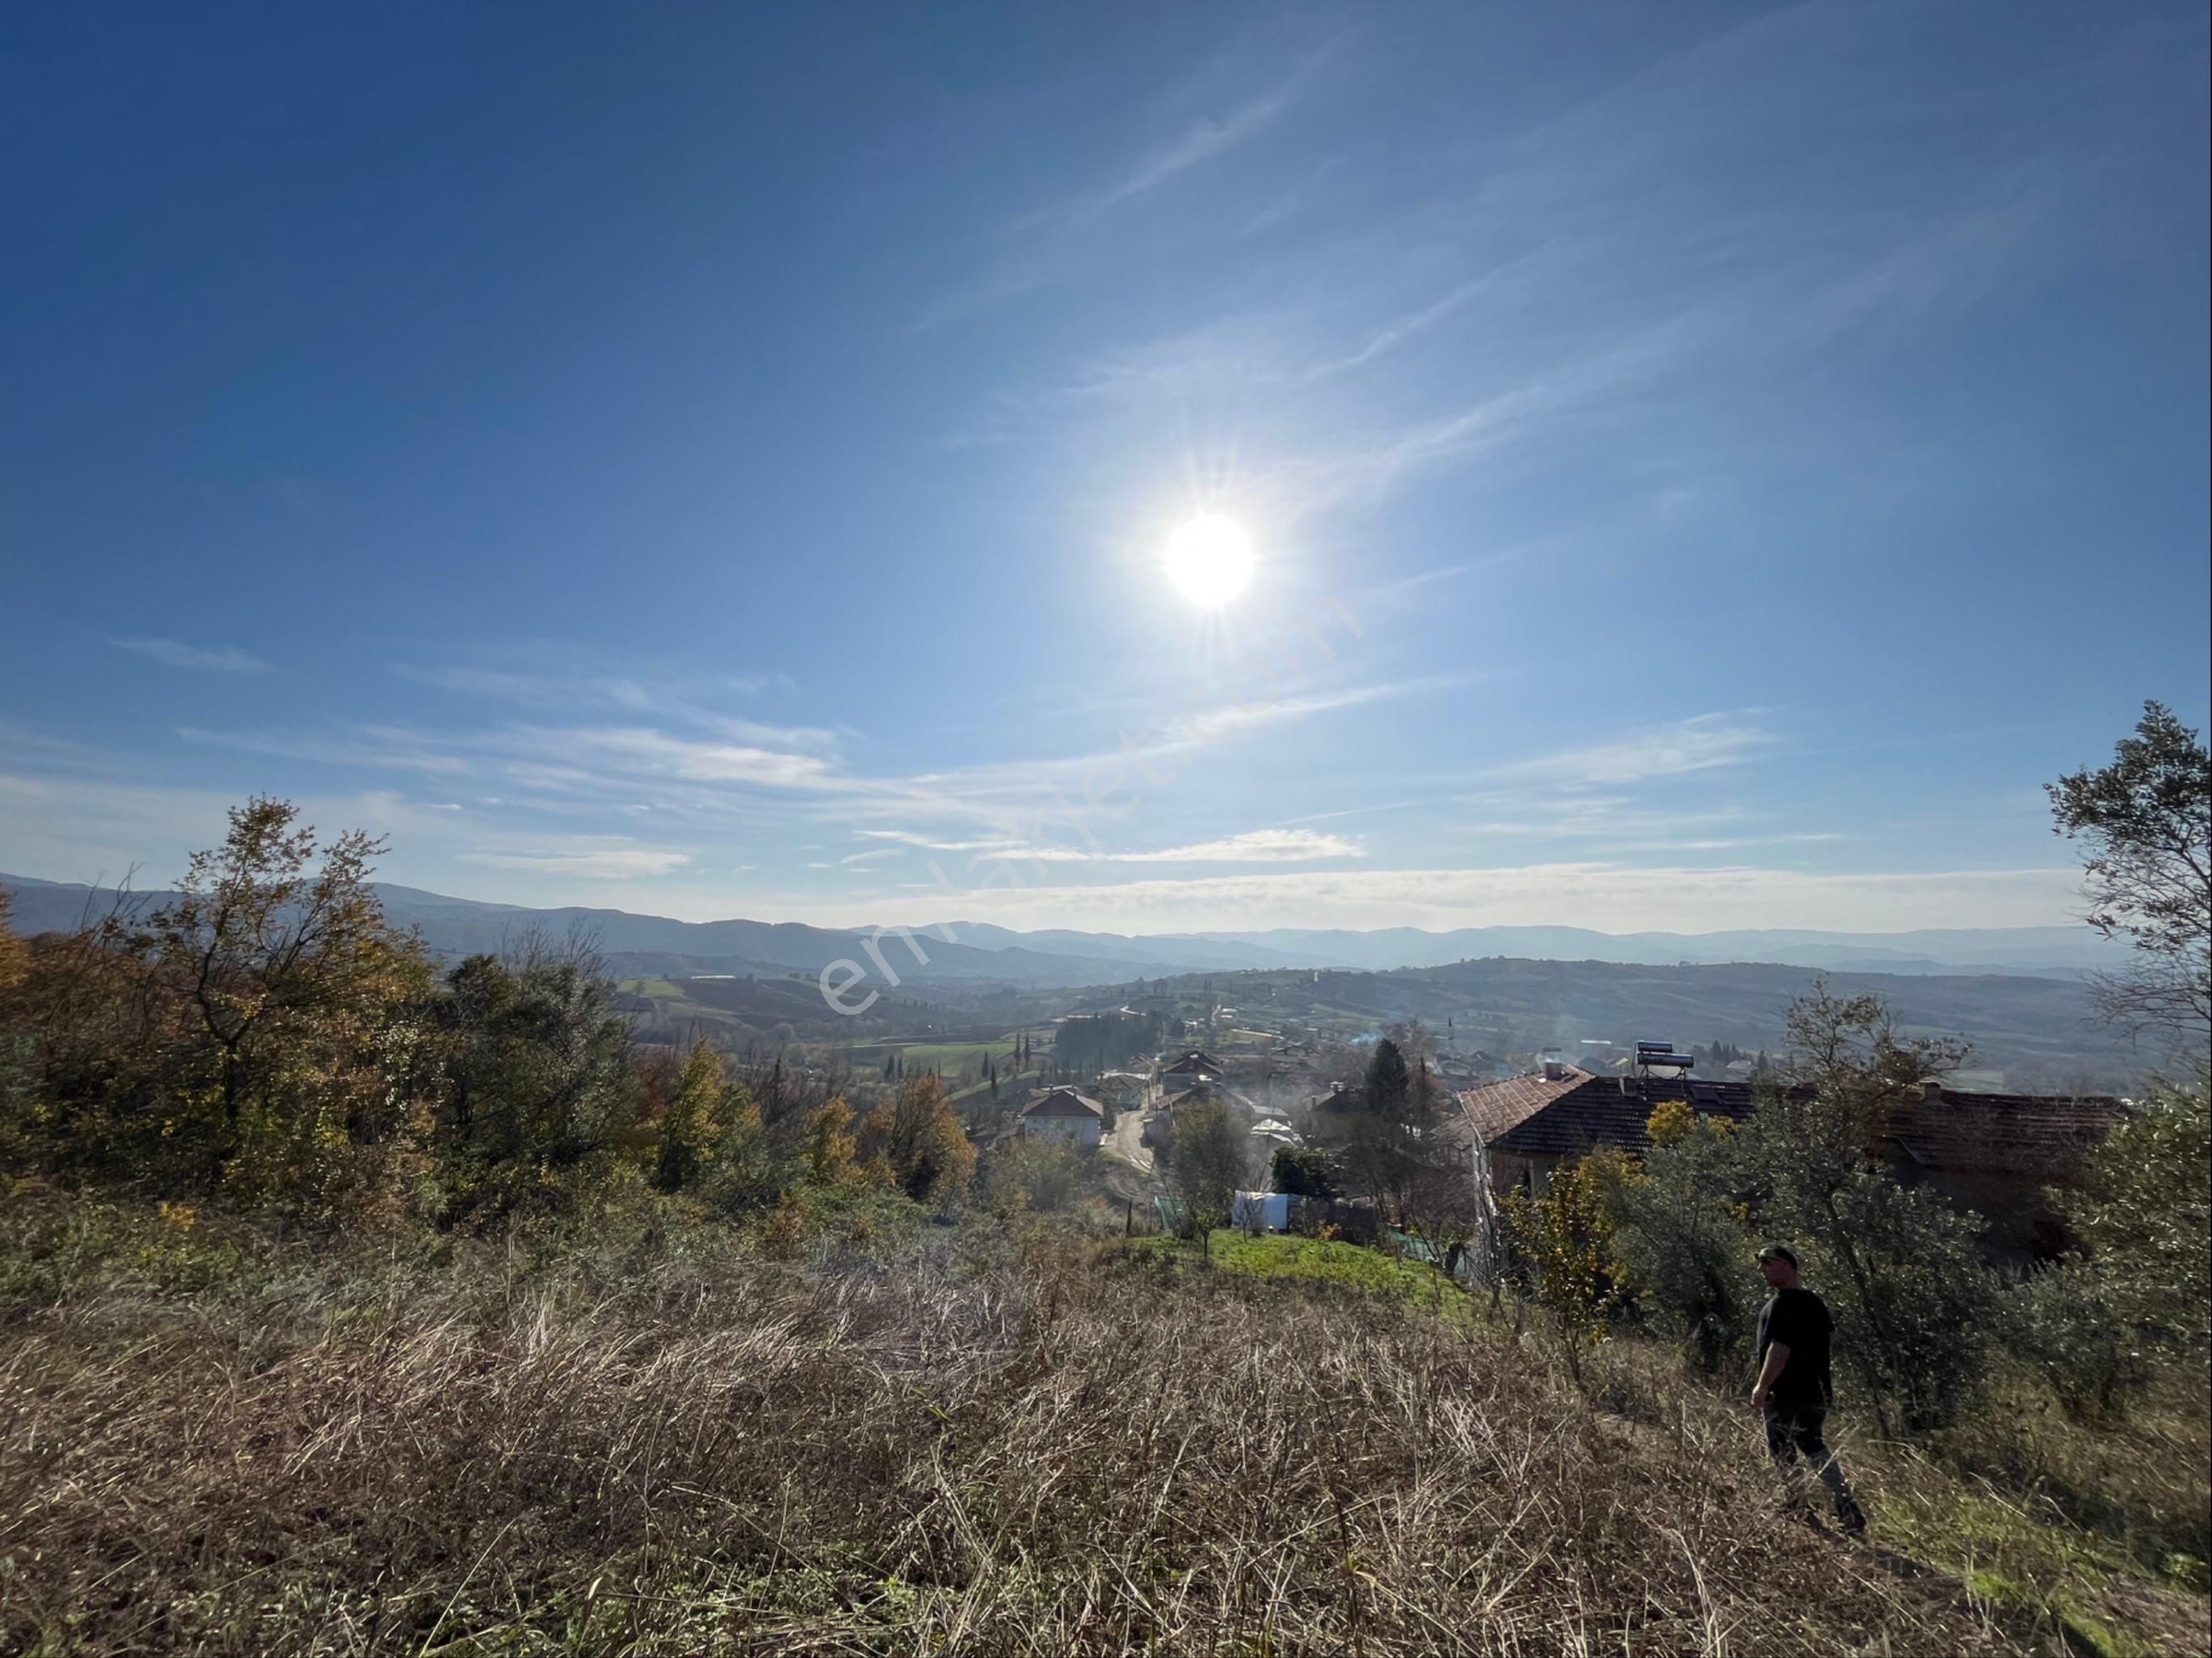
[1105,1105,1155,1172]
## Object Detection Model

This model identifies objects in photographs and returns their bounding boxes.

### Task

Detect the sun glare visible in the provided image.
[1161,513,1255,608]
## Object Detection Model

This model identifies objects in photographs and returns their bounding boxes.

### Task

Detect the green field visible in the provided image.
[1124,1230,1467,1313]
[886,1038,1018,1069]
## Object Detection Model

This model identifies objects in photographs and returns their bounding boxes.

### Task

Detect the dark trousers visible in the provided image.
[1764,1404,1862,1526]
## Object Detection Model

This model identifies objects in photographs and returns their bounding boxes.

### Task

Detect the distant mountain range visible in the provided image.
[915,919,2125,980]
[1,871,2122,986]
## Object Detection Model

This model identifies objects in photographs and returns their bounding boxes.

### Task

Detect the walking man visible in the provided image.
[1751,1243,1866,1534]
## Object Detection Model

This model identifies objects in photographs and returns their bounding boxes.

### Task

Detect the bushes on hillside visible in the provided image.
[1580,986,2212,1440]
[854,1075,974,1205]
[2062,1076,2211,1367]
[426,941,643,1221]
[0,797,974,1243]
[0,799,435,1219]
[1603,1104,1751,1372]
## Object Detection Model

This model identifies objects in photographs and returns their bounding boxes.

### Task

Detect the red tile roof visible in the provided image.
[1884,1088,2127,1177]
[1444,1067,1595,1148]
[1486,1075,1761,1157]
[1483,1075,2126,1172]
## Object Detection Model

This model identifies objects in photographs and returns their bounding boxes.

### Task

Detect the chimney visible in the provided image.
[1919,1078,1944,1102]
[1542,1061,1567,1082]
[1619,1075,1637,1097]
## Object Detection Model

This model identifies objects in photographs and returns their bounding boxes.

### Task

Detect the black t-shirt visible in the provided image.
[1756,1287,1834,1410]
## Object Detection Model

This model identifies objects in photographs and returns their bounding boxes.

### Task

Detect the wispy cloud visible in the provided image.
[557,727,843,788]
[1110,829,1364,863]
[839,846,904,867]
[393,662,804,720]
[114,638,272,673]
[178,724,472,775]
[849,826,1364,867]
[919,55,1325,329]
[456,842,693,880]
[1483,714,1773,788]
[1057,83,1304,227]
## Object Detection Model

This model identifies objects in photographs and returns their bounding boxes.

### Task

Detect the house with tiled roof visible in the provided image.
[1880,1080,2129,1255]
[1144,1079,1240,1149]
[1159,1050,1229,1088]
[1445,1062,1595,1148]
[1020,1088,1106,1149]
[1447,1067,2127,1260]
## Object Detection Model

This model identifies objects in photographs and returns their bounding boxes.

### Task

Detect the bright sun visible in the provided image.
[1161,513,1255,608]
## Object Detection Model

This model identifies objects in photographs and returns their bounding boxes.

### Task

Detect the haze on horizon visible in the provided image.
[3,5,2206,939]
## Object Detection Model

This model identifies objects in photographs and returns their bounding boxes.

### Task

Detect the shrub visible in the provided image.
[2005,1259,2153,1422]
[1604,1111,1754,1372]
[1500,1153,1624,1383]
[2061,1076,2211,1371]
[1741,986,1998,1433]
[983,1134,1086,1216]
[1270,1143,1340,1199]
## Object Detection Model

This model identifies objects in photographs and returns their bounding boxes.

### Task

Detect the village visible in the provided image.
[1004,1015,2129,1270]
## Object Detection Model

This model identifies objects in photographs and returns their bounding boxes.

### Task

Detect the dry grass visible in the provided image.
[0,1222,2197,1656]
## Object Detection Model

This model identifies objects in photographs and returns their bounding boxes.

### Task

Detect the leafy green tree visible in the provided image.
[2047,701,2211,1045]
[1740,985,1996,1434]
[1364,1038,1412,1119]
[1605,1104,1754,1372]
[1270,1143,1340,1199]
[2006,1258,2154,1423]
[2061,1077,2211,1368]
[427,940,639,1217]
[1170,1096,1246,1224]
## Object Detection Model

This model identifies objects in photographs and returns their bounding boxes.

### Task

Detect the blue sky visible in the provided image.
[2,2,2206,935]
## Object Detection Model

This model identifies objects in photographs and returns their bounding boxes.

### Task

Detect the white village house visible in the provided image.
[1020,1087,1106,1149]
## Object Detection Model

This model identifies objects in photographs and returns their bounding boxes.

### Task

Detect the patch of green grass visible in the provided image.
[1882,1475,2180,1657]
[1123,1230,1467,1314]
[894,1040,1017,1070]
[617,977,684,998]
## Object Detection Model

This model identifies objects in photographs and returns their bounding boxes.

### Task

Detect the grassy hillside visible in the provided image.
[2,1199,2201,1656]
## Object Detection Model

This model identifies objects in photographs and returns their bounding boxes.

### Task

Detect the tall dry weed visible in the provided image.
[0,1236,2144,1656]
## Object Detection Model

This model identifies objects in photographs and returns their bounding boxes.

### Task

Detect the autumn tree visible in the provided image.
[121,799,433,1213]
[2048,700,2211,1048]
[1500,1152,1627,1388]
[855,1074,974,1203]
[800,1094,859,1184]
[655,1040,732,1191]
